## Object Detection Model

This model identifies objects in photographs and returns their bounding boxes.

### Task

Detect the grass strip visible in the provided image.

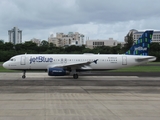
[110,66,160,72]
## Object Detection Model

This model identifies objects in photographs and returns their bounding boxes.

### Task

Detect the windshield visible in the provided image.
[10,58,16,61]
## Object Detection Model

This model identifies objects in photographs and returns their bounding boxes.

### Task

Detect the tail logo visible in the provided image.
[125,30,153,55]
[134,47,147,51]
[93,59,98,64]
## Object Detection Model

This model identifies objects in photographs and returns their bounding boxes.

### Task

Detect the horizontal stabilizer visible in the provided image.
[135,56,156,62]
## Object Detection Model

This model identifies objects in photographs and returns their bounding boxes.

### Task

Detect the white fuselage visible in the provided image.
[3,54,156,71]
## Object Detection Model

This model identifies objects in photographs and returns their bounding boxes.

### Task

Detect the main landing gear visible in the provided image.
[72,69,79,79]
[22,70,26,79]
[73,74,78,79]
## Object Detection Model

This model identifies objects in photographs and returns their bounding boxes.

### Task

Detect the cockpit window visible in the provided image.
[10,58,16,61]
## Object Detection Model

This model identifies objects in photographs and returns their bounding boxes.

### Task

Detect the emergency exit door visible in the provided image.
[122,56,127,65]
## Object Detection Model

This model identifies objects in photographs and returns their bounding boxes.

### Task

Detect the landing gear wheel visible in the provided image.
[22,70,26,79]
[73,74,78,79]
[22,75,26,79]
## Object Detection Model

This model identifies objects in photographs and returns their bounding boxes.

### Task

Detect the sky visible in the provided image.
[0,0,160,43]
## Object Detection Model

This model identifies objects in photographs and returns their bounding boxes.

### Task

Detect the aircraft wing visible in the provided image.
[48,59,98,69]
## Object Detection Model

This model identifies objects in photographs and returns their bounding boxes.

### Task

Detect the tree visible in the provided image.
[4,42,14,51]
[150,43,160,51]
[65,45,81,53]
[15,43,24,51]
[93,46,112,54]
[0,41,4,50]
[115,43,123,54]
[40,40,49,46]
[124,32,134,52]
[23,41,38,52]
[82,48,93,53]
[48,43,56,50]
[39,40,49,52]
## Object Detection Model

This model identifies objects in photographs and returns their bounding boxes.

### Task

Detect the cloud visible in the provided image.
[76,0,160,22]
[0,0,160,42]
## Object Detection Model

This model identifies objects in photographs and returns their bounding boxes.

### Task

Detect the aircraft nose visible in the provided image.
[3,62,8,69]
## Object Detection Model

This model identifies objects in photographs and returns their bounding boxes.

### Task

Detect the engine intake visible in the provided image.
[48,68,70,76]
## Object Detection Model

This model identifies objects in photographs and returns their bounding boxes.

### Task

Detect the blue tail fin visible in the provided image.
[125,30,153,56]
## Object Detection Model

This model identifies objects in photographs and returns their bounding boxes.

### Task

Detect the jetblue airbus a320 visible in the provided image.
[3,31,156,79]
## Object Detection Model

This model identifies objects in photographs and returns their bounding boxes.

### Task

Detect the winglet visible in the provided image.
[125,30,153,56]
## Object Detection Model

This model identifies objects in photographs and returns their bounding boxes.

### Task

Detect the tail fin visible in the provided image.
[125,30,153,55]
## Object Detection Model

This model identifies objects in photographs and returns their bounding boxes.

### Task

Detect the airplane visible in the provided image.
[3,30,156,79]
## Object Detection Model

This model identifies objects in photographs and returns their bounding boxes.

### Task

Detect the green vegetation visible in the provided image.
[0,40,122,62]
[111,66,160,72]
[0,66,17,72]
[0,62,18,72]
[1,39,160,62]
[147,62,160,64]
[123,32,134,52]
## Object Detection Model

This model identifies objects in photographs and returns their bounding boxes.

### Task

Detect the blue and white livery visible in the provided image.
[3,30,156,79]
[125,30,153,55]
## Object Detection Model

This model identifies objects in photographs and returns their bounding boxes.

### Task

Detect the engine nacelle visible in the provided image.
[48,68,70,76]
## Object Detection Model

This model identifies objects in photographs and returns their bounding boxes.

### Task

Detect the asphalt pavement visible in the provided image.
[0,73,160,120]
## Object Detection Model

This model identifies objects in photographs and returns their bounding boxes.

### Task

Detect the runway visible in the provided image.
[0,72,160,120]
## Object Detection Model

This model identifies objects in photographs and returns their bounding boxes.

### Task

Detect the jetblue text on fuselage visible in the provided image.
[30,56,53,64]
[134,47,147,51]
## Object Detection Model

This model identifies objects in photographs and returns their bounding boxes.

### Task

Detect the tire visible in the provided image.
[73,74,78,79]
[22,75,26,79]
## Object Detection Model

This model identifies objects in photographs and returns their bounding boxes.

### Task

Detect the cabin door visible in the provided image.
[122,56,127,65]
[21,56,26,65]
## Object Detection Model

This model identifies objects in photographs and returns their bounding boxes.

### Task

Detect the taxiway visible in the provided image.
[0,73,160,120]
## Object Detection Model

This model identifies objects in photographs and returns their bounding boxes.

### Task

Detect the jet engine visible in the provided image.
[48,68,70,76]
